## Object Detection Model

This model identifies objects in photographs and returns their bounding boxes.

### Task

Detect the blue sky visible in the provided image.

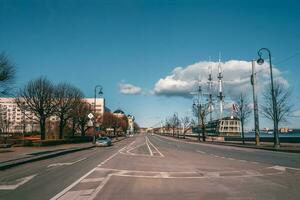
[0,0,300,128]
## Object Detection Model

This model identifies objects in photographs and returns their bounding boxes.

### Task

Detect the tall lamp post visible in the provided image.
[93,85,103,144]
[256,48,280,148]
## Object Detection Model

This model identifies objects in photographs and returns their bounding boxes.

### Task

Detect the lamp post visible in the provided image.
[93,85,103,144]
[257,48,280,148]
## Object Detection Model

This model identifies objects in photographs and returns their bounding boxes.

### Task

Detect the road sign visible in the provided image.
[87,119,93,127]
[88,113,94,119]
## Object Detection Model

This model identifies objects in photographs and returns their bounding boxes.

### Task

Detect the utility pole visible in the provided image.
[251,60,260,145]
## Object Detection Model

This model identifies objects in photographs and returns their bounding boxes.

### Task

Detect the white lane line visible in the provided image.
[58,189,94,200]
[227,158,235,161]
[269,165,300,172]
[50,143,131,200]
[0,174,37,190]
[147,137,164,157]
[81,178,105,183]
[87,175,112,200]
[196,150,206,154]
[126,143,146,154]
[48,157,87,167]
[145,137,153,156]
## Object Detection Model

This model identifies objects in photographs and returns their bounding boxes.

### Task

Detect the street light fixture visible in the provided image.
[256,48,280,148]
[93,85,103,144]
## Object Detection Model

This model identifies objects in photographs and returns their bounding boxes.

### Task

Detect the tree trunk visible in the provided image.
[59,118,64,139]
[72,119,76,137]
[202,125,206,142]
[40,118,46,140]
[81,123,85,136]
[241,122,245,144]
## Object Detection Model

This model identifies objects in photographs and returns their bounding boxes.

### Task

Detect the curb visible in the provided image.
[0,145,95,171]
[0,136,130,171]
[155,134,300,153]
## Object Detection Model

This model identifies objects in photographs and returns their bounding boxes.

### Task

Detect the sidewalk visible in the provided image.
[0,136,127,170]
[158,134,300,153]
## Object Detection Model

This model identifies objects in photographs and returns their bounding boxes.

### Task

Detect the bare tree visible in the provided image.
[16,77,56,140]
[261,81,293,129]
[76,101,93,136]
[180,116,192,139]
[54,83,84,139]
[169,113,180,137]
[0,53,15,95]
[193,103,210,141]
[234,93,252,144]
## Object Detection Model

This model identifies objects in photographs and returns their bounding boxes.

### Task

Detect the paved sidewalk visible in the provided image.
[0,136,127,170]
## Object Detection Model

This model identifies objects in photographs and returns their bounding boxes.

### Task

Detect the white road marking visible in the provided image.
[81,178,105,183]
[48,157,87,167]
[87,175,112,200]
[269,165,300,172]
[196,150,206,154]
[58,189,94,200]
[126,143,146,154]
[228,158,235,161]
[147,136,164,157]
[145,136,153,156]
[239,160,247,162]
[50,143,132,200]
[0,174,37,190]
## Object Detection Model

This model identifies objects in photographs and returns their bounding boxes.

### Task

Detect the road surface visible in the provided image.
[1,133,300,200]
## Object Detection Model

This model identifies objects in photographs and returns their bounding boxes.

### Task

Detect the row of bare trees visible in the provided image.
[15,77,91,140]
[164,113,194,138]
[232,81,292,144]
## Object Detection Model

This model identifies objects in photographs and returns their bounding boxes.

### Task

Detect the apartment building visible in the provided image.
[0,97,105,133]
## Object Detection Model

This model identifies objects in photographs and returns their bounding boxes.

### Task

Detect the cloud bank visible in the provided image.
[119,82,142,95]
[154,60,288,100]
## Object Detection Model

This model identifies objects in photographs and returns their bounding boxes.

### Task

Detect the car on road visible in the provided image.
[95,137,112,147]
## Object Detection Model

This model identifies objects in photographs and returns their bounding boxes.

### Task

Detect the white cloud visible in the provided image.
[291,110,300,117]
[154,60,288,100]
[119,82,142,95]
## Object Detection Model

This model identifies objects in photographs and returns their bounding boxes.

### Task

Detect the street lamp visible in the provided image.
[93,85,103,144]
[256,48,280,148]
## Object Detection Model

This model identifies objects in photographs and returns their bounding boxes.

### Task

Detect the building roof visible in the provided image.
[113,109,125,114]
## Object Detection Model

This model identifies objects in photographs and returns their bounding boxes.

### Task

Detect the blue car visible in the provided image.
[95,137,112,147]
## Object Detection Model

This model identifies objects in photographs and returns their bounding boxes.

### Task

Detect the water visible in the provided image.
[244,132,300,138]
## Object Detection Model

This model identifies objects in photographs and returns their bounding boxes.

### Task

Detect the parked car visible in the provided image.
[95,137,112,147]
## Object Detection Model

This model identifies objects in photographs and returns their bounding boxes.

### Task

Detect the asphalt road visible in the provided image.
[1,133,300,200]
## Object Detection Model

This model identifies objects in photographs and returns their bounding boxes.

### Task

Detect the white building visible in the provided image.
[127,115,135,134]
[0,97,105,133]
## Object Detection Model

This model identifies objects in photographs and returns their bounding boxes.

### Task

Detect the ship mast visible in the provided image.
[217,53,224,119]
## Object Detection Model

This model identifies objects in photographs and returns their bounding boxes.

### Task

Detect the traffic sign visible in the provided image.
[88,113,94,119]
